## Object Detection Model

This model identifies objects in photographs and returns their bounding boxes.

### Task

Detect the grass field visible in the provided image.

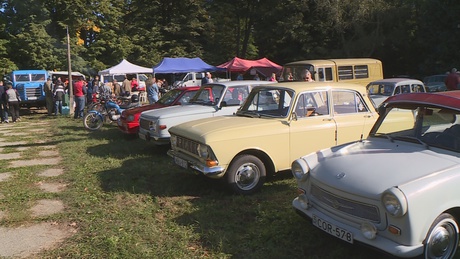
[3,112,391,258]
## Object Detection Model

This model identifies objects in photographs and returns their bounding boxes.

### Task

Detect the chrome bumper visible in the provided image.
[167,149,225,178]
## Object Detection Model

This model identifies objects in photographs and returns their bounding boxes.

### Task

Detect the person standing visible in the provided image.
[5,83,20,123]
[53,80,65,115]
[112,79,121,96]
[73,78,86,119]
[92,75,102,94]
[44,77,53,115]
[269,72,277,82]
[445,68,460,91]
[121,75,131,96]
[0,81,8,123]
[146,77,159,104]
[131,77,139,92]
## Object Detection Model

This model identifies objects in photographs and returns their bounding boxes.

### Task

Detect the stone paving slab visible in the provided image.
[0,222,73,258]
[0,141,27,147]
[9,157,62,168]
[0,152,21,160]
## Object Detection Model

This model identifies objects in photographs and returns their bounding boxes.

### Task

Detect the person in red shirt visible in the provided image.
[131,77,139,92]
[445,68,460,91]
[73,78,86,118]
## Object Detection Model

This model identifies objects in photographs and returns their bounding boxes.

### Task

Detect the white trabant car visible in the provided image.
[292,91,460,258]
[168,82,377,195]
[138,80,271,144]
[367,78,426,109]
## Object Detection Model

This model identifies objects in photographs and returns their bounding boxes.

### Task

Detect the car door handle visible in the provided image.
[323,118,333,121]
[364,115,372,118]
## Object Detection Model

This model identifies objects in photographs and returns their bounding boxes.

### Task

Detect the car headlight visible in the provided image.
[149,120,157,131]
[197,144,209,158]
[170,135,177,147]
[127,115,134,122]
[382,187,407,217]
[291,158,310,182]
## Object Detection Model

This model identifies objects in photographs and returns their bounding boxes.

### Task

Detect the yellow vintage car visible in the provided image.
[168,82,378,195]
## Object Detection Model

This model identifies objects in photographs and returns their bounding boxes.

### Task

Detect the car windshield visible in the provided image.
[189,85,224,106]
[372,105,460,152]
[237,87,294,118]
[367,83,395,96]
[157,89,184,105]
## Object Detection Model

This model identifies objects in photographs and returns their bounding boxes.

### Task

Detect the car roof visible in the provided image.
[256,81,367,93]
[203,80,272,87]
[384,91,460,110]
[368,78,423,85]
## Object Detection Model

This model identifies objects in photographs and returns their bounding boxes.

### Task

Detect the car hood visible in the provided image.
[122,103,168,116]
[309,138,460,198]
[140,105,216,119]
[169,115,286,143]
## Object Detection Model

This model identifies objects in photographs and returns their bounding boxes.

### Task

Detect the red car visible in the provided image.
[117,87,200,135]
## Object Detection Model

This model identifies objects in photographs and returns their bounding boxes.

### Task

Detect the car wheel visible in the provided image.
[424,213,459,259]
[226,154,266,195]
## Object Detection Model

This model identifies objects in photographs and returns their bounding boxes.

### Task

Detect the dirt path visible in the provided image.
[0,119,75,258]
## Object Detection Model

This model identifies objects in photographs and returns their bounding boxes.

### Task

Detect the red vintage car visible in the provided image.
[117,86,200,135]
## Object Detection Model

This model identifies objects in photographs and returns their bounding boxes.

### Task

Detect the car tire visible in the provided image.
[423,213,459,259]
[226,154,266,195]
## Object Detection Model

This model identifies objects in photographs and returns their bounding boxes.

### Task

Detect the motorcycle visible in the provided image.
[83,94,140,131]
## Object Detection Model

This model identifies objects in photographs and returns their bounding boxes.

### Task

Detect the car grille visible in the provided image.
[139,118,150,130]
[176,136,199,156]
[26,87,42,98]
[311,184,380,223]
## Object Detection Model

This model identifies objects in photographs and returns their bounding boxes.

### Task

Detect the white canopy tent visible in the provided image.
[98,59,152,76]
[98,59,152,89]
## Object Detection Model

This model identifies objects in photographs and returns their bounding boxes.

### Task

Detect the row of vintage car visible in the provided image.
[116,79,460,258]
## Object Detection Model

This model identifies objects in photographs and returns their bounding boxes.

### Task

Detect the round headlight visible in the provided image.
[291,159,310,182]
[298,194,310,210]
[197,144,209,158]
[127,115,134,122]
[360,221,377,240]
[382,187,407,217]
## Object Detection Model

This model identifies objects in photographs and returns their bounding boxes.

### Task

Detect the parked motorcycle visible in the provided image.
[83,94,140,131]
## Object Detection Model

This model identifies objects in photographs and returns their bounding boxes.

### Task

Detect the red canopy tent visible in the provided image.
[217,57,282,78]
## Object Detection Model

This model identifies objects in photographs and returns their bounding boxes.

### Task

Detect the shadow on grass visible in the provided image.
[87,127,392,259]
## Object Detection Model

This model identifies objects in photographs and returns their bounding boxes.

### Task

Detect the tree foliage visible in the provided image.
[0,0,459,78]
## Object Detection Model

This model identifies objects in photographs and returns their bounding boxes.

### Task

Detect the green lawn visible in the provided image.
[3,112,390,258]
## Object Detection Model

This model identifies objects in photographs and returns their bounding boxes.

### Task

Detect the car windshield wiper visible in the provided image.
[372,133,394,142]
[189,99,204,104]
[393,136,430,149]
[236,110,261,118]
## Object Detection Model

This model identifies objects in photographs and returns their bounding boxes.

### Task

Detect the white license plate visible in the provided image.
[312,214,353,244]
[28,97,37,100]
[174,156,188,169]
[139,133,147,140]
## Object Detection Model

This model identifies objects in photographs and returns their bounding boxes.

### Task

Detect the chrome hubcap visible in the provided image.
[235,163,260,191]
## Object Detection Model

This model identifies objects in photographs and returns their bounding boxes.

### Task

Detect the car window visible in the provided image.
[179,90,198,104]
[374,106,460,152]
[412,84,425,93]
[243,88,294,117]
[295,91,329,117]
[224,86,250,106]
[332,90,369,114]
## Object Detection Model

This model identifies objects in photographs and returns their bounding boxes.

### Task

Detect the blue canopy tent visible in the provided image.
[153,57,222,74]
